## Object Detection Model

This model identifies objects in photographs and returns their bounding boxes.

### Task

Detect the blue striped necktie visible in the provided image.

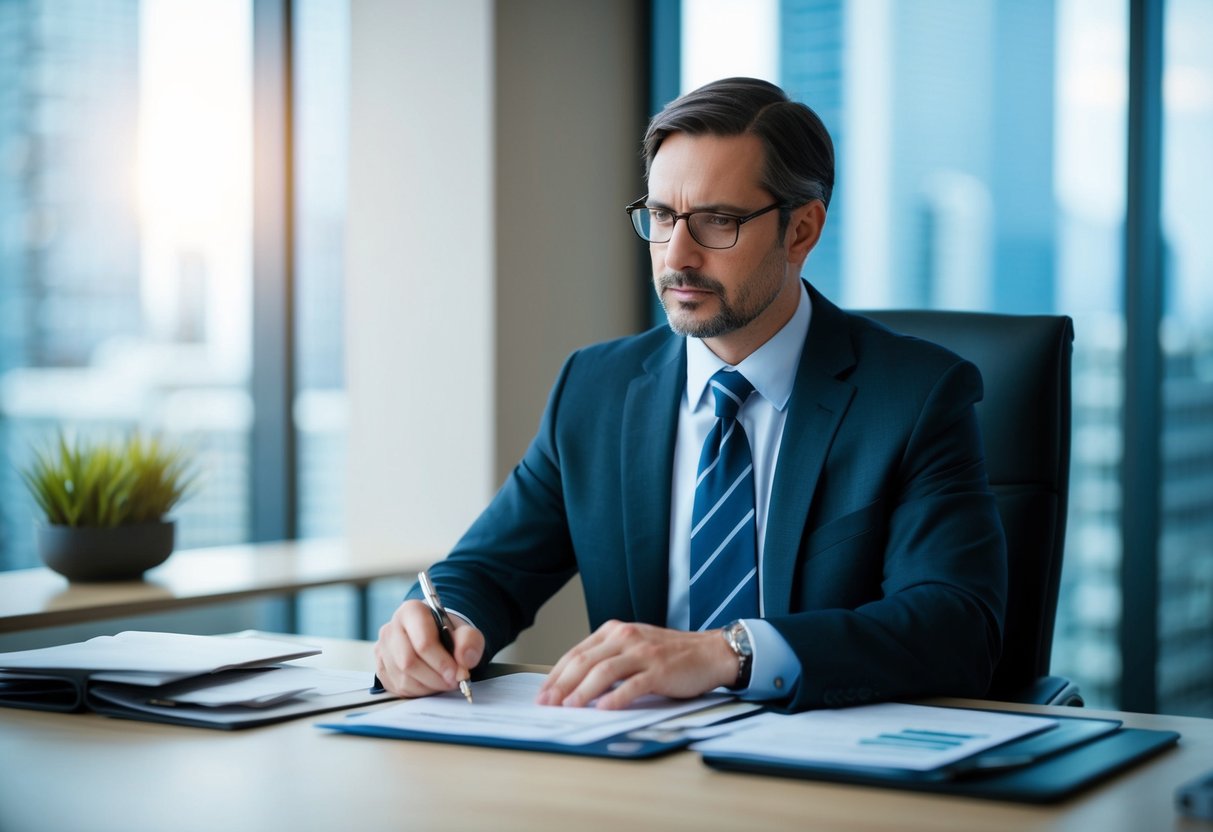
[689,368,759,631]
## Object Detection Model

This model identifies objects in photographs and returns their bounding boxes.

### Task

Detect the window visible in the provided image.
[0,0,353,607]
[293,0,348,541]
[292,0,360,635]
[669,0,1208,714]
[1158,0,1213,716]
[0,0,255,569]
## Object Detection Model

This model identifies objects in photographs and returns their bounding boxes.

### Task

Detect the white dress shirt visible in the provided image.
[665,281,811,699]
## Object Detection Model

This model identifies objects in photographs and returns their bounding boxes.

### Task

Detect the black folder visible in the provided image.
[700,711,1180,803]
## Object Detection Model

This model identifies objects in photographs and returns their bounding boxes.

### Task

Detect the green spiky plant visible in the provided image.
[21,432,196,528]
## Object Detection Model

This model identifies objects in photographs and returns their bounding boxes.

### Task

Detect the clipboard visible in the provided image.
[699,711,1180,803]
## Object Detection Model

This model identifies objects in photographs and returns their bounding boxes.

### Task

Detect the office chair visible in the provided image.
[861,310,1083,707]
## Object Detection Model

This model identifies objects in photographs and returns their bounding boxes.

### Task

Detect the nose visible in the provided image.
[660,216,705,273]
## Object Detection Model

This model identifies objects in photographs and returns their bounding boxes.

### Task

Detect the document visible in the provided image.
[0,631,320,681]
[693,703,1057,772]
[102,666,370,709]
[87,666,381,728]
[325,672,732,747]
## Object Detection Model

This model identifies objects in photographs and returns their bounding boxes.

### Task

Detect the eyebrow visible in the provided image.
[644,198,756,215]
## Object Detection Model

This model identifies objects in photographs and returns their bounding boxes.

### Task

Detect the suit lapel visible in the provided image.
[621,334,685,625]
[763,285,858,616]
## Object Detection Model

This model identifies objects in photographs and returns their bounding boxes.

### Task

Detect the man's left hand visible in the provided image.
[535,620,737,709]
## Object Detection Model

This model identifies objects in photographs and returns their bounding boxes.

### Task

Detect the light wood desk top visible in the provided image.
[1,635,1210,832]
[0,539,432,633]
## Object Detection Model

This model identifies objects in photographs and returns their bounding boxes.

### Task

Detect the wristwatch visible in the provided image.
[721,619,753,690]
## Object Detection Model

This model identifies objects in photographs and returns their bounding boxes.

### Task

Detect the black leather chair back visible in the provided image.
[861,310,1076,704]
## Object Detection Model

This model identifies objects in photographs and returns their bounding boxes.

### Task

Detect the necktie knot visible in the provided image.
[709,369,754,421]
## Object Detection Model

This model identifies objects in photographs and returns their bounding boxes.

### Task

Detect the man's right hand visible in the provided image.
[374,599,485,697]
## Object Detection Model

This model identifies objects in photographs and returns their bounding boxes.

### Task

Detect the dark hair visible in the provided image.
[643,77,834,211]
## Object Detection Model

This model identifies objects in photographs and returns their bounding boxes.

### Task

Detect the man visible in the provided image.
[375,77,1007,712]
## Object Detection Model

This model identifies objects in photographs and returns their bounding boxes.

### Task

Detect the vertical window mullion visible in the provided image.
[251,0,297,544]
[1120,0,1165,713]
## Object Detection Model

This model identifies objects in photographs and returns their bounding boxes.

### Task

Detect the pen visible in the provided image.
[418,570,473,704]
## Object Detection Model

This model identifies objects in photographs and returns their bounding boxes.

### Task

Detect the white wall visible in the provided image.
[346,1,495,554]
[346,1,646,661]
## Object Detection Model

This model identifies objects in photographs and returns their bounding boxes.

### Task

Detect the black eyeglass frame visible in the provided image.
[625,196,784,250]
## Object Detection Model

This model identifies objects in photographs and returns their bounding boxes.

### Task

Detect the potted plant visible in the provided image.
[20,432,196,582]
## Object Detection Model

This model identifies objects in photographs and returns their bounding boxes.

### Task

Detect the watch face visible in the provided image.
[724,620,753,690]
[727,621,752,656]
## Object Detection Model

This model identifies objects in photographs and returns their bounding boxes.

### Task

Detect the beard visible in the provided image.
[656,249,786,340]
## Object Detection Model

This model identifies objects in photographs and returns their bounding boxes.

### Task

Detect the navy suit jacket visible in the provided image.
[422,283,1007,711]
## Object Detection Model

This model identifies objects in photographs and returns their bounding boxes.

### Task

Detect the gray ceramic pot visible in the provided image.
[36,521,175,582]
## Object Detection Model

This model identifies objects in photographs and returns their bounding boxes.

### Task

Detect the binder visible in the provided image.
[699,710,1180,803]
[0,631,393,729]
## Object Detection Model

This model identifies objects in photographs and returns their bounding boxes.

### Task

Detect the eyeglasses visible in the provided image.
[625,196,783,250]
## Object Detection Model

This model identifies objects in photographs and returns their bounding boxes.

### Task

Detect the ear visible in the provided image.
[784,200,827,268]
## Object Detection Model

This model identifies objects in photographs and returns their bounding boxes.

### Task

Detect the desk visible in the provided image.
[0,539,432,636]
[1,636,1210,832]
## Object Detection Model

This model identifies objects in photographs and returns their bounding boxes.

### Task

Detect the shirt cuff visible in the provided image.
[736,618,801,701]
[445,608,476,631]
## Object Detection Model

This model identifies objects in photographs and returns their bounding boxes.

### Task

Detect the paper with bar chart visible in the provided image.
[692,703,1057,772]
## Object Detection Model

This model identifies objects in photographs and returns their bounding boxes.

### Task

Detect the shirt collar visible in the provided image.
[685,281,812,413]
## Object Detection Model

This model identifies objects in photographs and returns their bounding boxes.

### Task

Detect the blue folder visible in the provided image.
[318,717,699,759]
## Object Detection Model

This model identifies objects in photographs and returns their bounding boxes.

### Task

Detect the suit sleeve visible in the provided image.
[767,359,1008,711]
[406,353,582,668]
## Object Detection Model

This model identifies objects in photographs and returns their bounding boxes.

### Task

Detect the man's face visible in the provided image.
[647,132,798,349]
